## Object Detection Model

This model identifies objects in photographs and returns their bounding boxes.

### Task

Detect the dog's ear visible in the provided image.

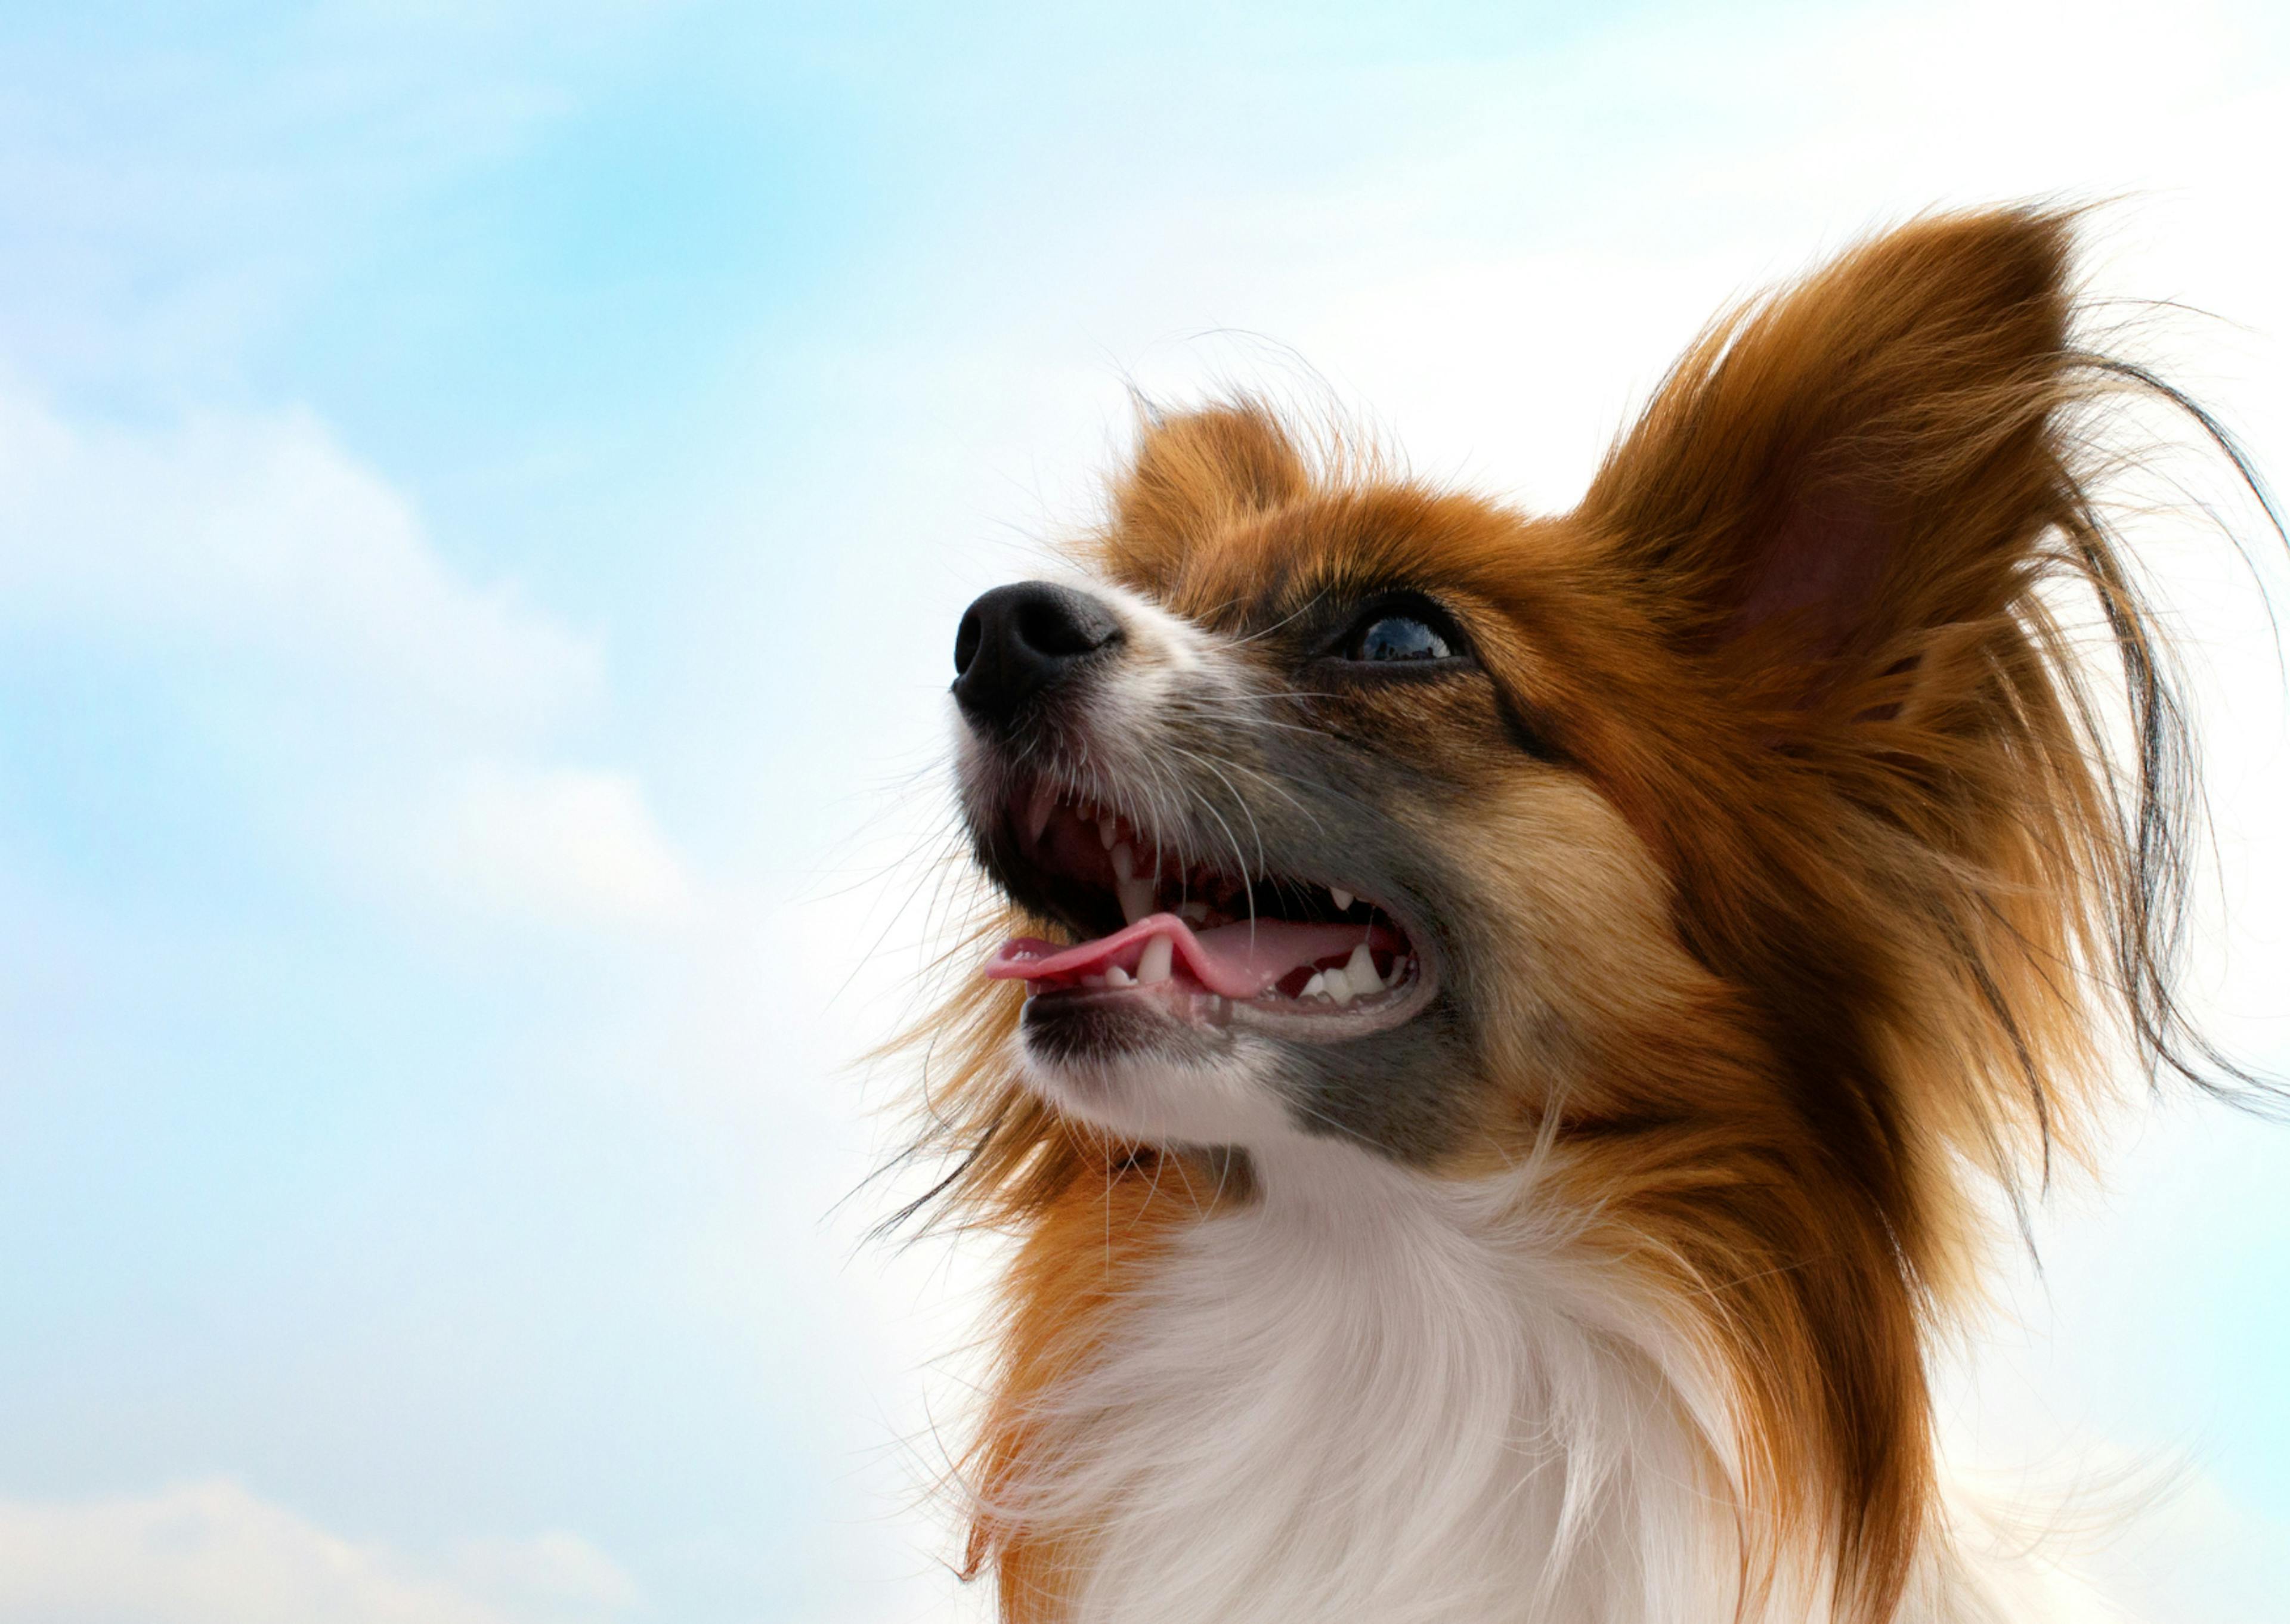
[1103,401,1307,577]
[1581,207,2079,699]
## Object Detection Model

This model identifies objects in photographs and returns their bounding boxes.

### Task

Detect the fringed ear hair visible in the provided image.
[1568,199,2290,1282]
[1099,401,1308,583]
[1583,206,2081,712]
[1555,209,2115,1624]
[1571,208,2168,1217]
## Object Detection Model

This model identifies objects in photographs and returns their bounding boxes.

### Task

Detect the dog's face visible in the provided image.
[953,462,1707,1164]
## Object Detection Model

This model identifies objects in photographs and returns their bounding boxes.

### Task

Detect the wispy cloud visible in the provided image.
[0,1480,638,1624]
[0,382,595,726]
[0,377,693,931]
[431,761,695,927]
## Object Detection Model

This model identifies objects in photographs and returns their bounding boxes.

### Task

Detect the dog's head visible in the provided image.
[947,209,2195,1202]
[922,206,2255,1618]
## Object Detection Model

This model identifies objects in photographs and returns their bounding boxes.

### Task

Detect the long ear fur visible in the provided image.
[1577,204,2276,1229]
[1562,207,2281,1615]
[1587,207,2084,674]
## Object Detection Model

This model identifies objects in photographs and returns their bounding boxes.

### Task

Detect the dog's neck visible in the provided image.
[995,1132,2110,1622]
[1002,1135,1765,1623]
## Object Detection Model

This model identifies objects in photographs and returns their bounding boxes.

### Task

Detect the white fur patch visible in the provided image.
[988,1135,1749,1623]
[981,1133,2123,1623]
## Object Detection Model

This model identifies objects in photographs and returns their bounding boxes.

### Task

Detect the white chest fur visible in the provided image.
[999,1139,1746,1624]
[993,1137,2122,1624]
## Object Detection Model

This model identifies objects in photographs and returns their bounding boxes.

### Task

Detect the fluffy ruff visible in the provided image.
[896,205,2276,1622]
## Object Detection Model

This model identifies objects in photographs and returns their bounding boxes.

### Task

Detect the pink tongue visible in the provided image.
[986,913,1394,999]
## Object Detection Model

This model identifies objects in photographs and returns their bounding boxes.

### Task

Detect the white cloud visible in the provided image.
[432,762,696,927]
[450,1530,645,1618]
[0,1480,638,1624]
[0,383,595,731]
[0,377,696,931]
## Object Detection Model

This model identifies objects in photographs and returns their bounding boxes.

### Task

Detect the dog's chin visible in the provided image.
[1012,995,1297,1146]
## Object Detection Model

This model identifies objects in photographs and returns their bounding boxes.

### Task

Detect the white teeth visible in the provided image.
[1137,935,1172,984]
[1112,844,1156,923]
[1098,814,1119,850]
[1081,974,1108,988]
[1179,900,1210,923]
[1344,941,1379,991]
[1025,783,1058,845]
[1104,964,1133,987]
[1323,967,1355,1006]
[1330,887,1354,912]
[1299,971,1326,999]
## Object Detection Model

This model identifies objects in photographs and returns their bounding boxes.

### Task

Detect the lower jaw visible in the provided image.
[1020,959,1435,1046]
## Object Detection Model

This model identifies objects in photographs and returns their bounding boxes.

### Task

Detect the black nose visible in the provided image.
[952,581,1122,724]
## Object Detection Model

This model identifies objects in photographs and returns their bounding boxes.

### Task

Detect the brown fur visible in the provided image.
[959,1143,1218,1622]
[895,206,2273,1620]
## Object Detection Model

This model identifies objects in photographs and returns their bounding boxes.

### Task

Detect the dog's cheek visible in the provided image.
[1433,773,1718,1149]
[1274,1005,1484,1163]
[1255,776,1543,1166]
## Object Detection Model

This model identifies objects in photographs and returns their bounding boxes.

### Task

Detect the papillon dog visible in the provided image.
[900,206,2276,1622]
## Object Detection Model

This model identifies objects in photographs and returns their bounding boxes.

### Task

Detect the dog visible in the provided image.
[902,205,2277,1622]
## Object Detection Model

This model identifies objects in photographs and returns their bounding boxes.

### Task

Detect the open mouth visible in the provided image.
[981,779,1433,1037]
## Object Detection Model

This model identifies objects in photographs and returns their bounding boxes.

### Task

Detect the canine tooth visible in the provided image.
[1098,814,1118,850]
[1137,935,1172,984]
[1323,967,1354,1006]
[1179,900,1209,923]
[1344,941,1379,990]
[1112,844,1155,923]
[1300,971,1326,999]
[1105,964,1133,987]
[1025,783,1058,845]
[1330,887,1354,912]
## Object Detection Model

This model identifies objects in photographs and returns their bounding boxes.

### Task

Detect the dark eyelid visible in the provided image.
[1320,588,1474,662]
[1307,588,1565,762]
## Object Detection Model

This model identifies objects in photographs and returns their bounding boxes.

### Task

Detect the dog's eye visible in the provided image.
[1348,614,1452,662]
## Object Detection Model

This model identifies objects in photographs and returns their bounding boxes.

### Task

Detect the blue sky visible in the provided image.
[1,2,2288,1620]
